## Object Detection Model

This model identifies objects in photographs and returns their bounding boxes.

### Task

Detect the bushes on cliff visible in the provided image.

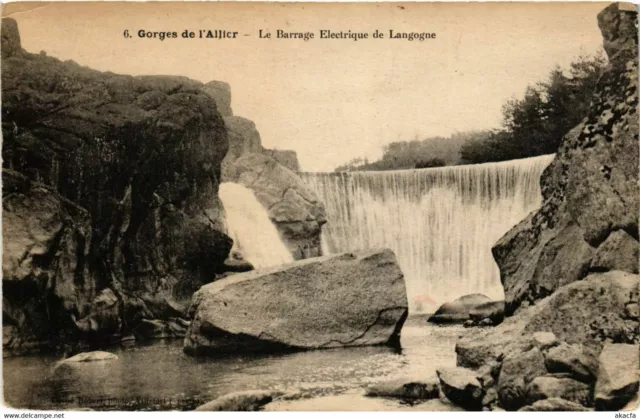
[461,53,607,163]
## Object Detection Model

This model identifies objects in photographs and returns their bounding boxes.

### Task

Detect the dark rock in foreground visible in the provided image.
[427,294,492,324]
[436,367,484,411]
[184,249,408,355]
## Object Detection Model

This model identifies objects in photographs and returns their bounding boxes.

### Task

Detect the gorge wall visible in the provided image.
[2,19,236,355]
[493,2,639,316]
[217,92,326,261]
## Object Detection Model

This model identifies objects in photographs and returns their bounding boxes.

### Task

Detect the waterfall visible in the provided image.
[219,182,294,269]
[301,154,554,313]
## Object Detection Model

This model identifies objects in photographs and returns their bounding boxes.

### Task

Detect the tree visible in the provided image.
[461,52,607,164]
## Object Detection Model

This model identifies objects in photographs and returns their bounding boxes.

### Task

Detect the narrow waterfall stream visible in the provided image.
[219,182,294,269]
[302,154,554,312]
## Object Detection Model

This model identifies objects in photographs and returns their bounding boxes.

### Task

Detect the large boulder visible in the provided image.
[427,294,493,324]
[492,3,639,315]
[223,153,327,260]
[595,343,640,410]
[184,249,408,355]
[2,19,232,355]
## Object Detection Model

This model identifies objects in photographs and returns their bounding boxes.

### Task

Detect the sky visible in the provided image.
[3,2,608,172]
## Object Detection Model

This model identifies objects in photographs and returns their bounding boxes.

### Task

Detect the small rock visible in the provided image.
[595,343,640,411]
[545,343,598,383]
[463,320,475,328]
[437,367,484,411]
[365,378,439,400]
[590,230,639,274]
[527,376,591,406]
[482,387,498,407]
[475,364,495,388]
[532,332,558,351]
[61,351,118,363]
[498,347,547,411]
[479,318,494,327]
[519,398,590,411]
[194,390,282,411]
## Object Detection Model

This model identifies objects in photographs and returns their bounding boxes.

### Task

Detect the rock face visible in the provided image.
[2,19,233,355]
[184,249,408,355]
[456,271,639,370]
[595,343,640,410]
[492,3,639,315]
[201,81,233,117]
[428,294,493,324]
[224,153,327,260]
[221,116,263,171]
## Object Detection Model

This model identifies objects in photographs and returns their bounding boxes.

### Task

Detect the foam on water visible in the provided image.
[302,154,554,312]
[219,182,294,269]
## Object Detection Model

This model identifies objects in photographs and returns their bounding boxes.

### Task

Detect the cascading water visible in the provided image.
[301,154,554,313]
[219,182,294,269]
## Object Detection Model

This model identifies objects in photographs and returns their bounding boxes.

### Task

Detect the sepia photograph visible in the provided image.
[1,0,639,413]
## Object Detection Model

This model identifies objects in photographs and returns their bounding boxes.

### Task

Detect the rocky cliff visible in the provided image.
[452,4,639,412]
[493,3,639,316]
[2,19,234,355]
[213,86,326,260]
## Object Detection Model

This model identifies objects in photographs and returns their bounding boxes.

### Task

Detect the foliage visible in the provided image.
[334,131,490,172]
[460,52,607,164]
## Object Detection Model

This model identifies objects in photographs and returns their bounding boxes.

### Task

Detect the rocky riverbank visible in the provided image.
[1,16,324,356]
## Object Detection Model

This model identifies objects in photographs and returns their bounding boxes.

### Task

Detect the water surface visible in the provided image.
[3,318,464,411]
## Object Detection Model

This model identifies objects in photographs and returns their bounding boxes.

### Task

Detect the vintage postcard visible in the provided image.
[1,1,638,414]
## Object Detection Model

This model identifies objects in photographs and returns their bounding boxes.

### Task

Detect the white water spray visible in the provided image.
[219,182,294,269]
[302,155,554,313]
